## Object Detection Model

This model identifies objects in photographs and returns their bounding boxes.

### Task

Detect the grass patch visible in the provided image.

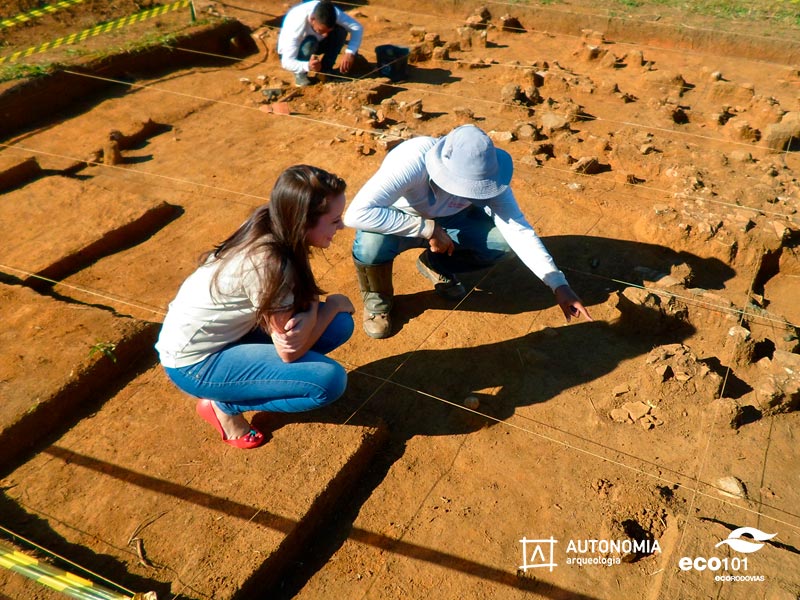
[514,0,800,27]
[640,0,800,23]
[0,62,59,82]
[0,18,216,83]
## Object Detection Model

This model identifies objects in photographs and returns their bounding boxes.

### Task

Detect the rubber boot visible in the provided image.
[354,258,394,339]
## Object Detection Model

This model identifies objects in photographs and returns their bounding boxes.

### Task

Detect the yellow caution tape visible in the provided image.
[0,0,191,65]
[0,542,132,599]
[0,0,85,29]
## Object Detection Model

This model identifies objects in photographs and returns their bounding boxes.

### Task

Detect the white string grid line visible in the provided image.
[2,70,797,223]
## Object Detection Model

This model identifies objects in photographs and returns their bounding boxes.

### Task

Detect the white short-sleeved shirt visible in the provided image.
[155,251,293,368]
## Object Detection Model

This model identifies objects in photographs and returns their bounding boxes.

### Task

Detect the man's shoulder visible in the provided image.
[393,135,437,156]
[287,0,315,17]
[381,136,437,176]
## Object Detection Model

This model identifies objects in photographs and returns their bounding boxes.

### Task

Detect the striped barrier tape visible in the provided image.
[0,0,85,30]
[0,0,192,65]
[0,541,132,599]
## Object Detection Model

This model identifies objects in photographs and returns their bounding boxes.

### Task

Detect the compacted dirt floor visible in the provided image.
[1,1,799,599]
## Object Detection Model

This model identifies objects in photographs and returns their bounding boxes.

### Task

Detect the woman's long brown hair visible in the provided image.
[203,164,346,327]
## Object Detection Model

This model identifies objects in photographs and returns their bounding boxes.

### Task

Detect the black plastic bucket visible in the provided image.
[375,45,409,82]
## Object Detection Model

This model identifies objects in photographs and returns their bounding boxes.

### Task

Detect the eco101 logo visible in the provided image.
[678,526,776,583]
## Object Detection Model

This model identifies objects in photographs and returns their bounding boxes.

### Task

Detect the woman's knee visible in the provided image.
[313,311,354,354]
[314,362,348,406]
[332,311,355,343]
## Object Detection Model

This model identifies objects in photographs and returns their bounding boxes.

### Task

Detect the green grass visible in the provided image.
[516,0,800,27]
[641,0,800,23]
[89,341,117,363]
[0,62,58,82]
[0,20,213,83]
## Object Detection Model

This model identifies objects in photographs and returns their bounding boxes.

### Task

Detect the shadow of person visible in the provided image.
[250,298,694,599]
[257,300,695,442]
[389,234,735,332]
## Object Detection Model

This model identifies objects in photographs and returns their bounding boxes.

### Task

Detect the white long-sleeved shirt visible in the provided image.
[343,136,569,292]
[277,0,363,75]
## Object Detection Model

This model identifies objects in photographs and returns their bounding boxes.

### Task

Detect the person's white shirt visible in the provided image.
[277,0,363,75]
[344,136,569,292]
[156,252,294,368]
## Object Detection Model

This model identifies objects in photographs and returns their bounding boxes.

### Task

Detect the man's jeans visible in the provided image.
[297,25,348,72]
[352,205,511,276]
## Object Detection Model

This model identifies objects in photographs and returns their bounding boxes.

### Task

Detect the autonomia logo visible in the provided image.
[714,527,777,554]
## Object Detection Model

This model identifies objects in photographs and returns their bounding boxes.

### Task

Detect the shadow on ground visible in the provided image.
[388,234,734,333]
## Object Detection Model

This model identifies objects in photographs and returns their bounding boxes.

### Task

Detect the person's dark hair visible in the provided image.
[204,164,346,327]
[311,1,337,29]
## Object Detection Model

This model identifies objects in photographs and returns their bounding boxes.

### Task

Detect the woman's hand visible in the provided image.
[268,297,352,363]
[269,302,319,357]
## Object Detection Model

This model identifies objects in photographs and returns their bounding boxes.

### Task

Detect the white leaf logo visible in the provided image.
[714,527,777,554]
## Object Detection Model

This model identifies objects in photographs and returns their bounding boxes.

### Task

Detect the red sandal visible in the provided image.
[196,400,265,449]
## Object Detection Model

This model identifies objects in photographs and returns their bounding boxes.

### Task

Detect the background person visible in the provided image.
[343,124,592,339]
[277,0,364,87]
[156,165,355,449]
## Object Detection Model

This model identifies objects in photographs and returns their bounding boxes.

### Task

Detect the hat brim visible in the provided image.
[425,137,513,199]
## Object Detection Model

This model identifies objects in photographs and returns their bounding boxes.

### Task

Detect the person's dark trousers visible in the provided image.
[297,26,348,72]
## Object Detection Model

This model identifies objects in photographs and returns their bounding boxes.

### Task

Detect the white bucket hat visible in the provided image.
[425,124,513,199]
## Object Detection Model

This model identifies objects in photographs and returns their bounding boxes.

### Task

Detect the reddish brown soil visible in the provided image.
[1,1,799,599]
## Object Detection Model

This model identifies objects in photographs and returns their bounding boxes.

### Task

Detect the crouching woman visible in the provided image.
[156,165,355,449]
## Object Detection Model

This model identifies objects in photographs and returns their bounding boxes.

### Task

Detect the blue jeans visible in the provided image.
[297,25,348,73]
[352,205,511,276]
[163,310,354,414]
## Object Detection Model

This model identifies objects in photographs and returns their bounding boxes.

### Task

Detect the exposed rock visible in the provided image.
[513,122,538,139]
[539,112,571,134]
[488,130,514,143]
[753,350,800,415]
[762,112,800,151]
[607,287,689,334]
[610,408,632,423]
[625,49,644,67]
[500,83,528,105]
[467,6,492,28]
[500,15,525,32]
[623,400,651,421]
[409,26,427,40]
[570,156,602,174]
[724,325,755,367]
[705,80,756,104]
[457,26,487,50]
[716,476,747,499]
[644,344,723,398]
[641,71,690,96]
[103,135,123,166]
[432,46,450,61]
[423,32,442,46]
[612,383,631,397]
[408,41,434,63]
[723,118,760,142]
[712,398,761,429]
[728,150,754,163]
